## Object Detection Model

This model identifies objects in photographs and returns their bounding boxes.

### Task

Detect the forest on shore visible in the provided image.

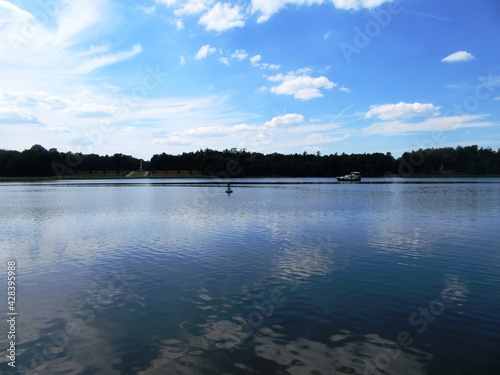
[0,144,499,178]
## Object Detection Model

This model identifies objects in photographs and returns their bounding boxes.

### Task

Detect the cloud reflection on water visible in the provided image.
[137,322,433,375]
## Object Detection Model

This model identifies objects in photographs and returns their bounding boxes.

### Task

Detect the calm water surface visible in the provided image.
[0,178,499,375]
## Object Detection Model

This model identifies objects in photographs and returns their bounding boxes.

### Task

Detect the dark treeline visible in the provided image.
[398,145,500,176]
[0,144,499,178]
[0,145,144,177]
[149,148,396,177]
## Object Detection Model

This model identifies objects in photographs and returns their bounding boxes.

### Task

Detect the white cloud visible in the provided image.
[195,44,217,59]
[441,51,475,63]
[184,125,231,136]
[306,133,330,141]
[101,83,122,92]
[160,0,394,26]
[339,86,351,92]
[261,63,281,70]
[252,0,323,23]
[0,89,118,119]
[43,126,71,133]
[365,102,441,120]
[0,1,107,55]
[180,56,186,65]
[159,0,213,16]
[330,0,392,11]
[62,102,117,118]
[0,0,35,24]
[174,0,213,17]
[219,57,229,65]
[152,135,191,145]
[155,0,178,6]
[249,55,280,70]
[176,19,184,29]
[199,2,245,31]
[362,115,494,135]
[494,96,500,101]
[53,1,107,48]
[251,0,392,23]
[231,49,249,61]
[264,113,304,127]
[268,72,336,100]
[154,113,307,153]
[0,0,139,82]
[304,146,327,153]
[139,6,156,14]
[75,44,143,74]
[250,55,262,66]
[0,107,40,125]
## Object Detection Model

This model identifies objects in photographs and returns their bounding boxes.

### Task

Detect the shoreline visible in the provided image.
[2,173,500,183]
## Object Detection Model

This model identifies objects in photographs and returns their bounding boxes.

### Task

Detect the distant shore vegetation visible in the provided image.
[0,144,499,179]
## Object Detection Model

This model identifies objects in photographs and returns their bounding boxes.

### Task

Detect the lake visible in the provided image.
[0,178,499,375]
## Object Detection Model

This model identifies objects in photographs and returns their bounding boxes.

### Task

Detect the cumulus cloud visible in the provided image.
[231,49,248,61]
[264,113,304,127]
[177,2,209,16]
[217,57,228,65]
[163,0,213,16]
[251,0,392,23]
[268,71,336,100]
[152,135,191,145]
[252,0,322,23]
[195,44,217,59]
[199,2,245,31]
[330,0,392,11]
[159,113,304,149]
[365,102,441,120]
[262,63,281,70]
[250,55,262,66]
[362,115,493,135]
[0,107,41,124]
[441,51,475,63]
[248,54,280,70]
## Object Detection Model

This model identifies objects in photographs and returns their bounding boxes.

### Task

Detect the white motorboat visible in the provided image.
[336,171,361,182]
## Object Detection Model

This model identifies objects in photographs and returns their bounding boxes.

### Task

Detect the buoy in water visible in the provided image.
[225,184,233,194]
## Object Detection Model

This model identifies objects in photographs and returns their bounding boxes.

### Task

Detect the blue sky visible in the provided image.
[0,0,499,159]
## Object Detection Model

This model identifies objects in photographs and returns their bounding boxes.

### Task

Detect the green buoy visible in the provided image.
[225,184,233,194]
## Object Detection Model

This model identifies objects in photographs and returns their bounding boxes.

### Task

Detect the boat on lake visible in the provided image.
[337,171,361,182]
